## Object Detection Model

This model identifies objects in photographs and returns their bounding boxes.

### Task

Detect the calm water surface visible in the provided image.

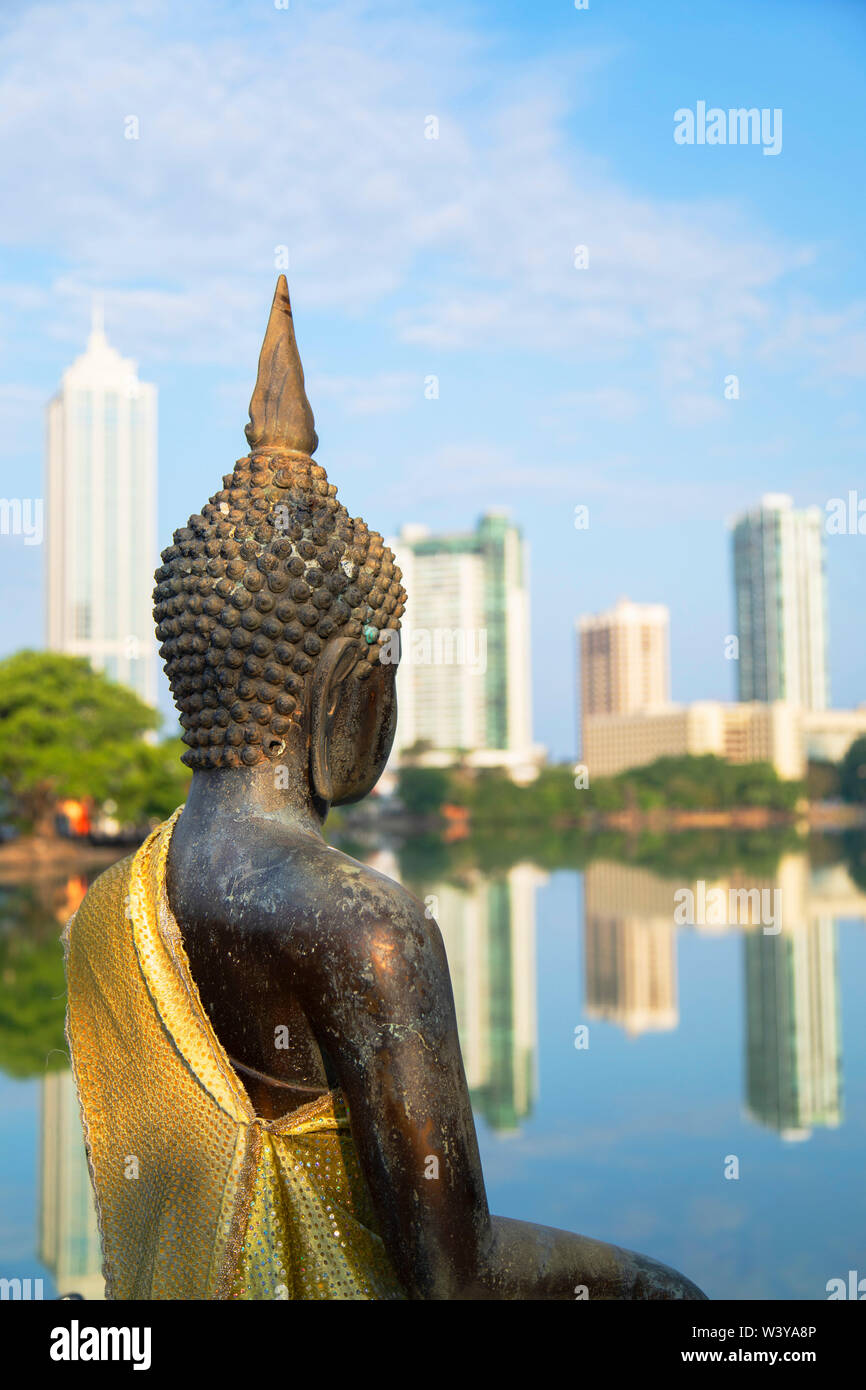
[1,838,864,1300]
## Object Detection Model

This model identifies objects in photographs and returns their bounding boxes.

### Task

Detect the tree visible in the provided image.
[102,737,191,823]
[397,766,453,817]
[840,736,866,804]
[807,759,841,802]
[0,885,69,1077]
[842,828,866,891]
[0,650,188,830]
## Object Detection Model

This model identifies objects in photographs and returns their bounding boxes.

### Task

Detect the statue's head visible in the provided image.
[153,277,406,806]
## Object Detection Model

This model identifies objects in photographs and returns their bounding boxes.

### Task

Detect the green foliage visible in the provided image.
[103,738,191,823]
[603,754,802,812]
[621,826,802,877]
[396,823,805,886]
[840,736,866,803]
[806,759,841,802]
[394,754,804,826]
[587,776,625,813]
[841,829,866,891]
[398,831,459,882]
[397,766,454,816]
[0,885,69,1078]
[0,651,189,826]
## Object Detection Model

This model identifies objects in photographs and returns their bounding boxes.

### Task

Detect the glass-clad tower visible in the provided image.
[731,494,828,711]
[388,512,536,776]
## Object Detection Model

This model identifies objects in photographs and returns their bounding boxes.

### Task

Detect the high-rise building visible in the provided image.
[731,494,828,711]
[577,598,670,754]
[388,512,541,780]
[46,306,157,705]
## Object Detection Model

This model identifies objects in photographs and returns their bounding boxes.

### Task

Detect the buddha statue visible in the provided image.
[65,277,707,1301]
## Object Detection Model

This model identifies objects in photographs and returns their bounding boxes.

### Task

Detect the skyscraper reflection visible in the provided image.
[744,917,842,1140]
[35,874,104,1296]
[39,1070,105,1300]
[580,853,864,1141]
[584,862,678,1035]
[391,860,545,1133]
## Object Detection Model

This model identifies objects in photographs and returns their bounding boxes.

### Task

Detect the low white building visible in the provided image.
[583,701,805,780]
[584,700,866,782]
[801,707,866,765]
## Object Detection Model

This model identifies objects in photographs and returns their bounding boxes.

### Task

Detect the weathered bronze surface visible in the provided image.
[160,278,708,1300]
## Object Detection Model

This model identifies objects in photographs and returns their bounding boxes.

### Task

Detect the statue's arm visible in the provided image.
[303,898,707,1301]
[303,900,492,1297]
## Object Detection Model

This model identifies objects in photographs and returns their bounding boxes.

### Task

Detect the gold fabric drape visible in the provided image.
[65,810,405,1300]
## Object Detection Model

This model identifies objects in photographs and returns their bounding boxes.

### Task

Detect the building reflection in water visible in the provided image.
[29,856,543,1288]
[437,869,545,1133]
[25,848,865,1291]
[584,862,678,1035]
[743,856,843,1141]
[582,854,866,1142]
[35,874,105,1299]
[745,919,841,1141]
[39,1071,105,1300]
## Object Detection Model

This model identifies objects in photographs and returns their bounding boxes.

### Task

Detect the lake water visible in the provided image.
[2,832,864,1300]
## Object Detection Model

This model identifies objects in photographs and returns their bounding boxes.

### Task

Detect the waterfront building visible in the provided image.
[577,598,669,755]
[582,700,804,780]
[731,494,829,711]
[388,513,542,782]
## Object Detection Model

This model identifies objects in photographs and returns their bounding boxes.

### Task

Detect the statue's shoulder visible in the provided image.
[272,843,449,1022]
[279,839,437,972]
[300,840,426,928]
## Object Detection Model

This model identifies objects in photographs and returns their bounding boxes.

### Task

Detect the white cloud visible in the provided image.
[311,371,420,415]
[0,0,842,405]
[554,387,643,422]
[667,392,727,427]
[758,302,866,381]
[0,0,850,511]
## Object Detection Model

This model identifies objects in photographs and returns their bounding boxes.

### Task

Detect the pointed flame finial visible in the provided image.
[245,276,318,456]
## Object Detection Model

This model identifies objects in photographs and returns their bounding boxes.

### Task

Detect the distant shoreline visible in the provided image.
[364,800,866,836]
[0,835,131,882]
[572,803,866,833]
[2,800,864,882]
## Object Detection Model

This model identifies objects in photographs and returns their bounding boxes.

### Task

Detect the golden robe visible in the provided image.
[64,810,405,1301]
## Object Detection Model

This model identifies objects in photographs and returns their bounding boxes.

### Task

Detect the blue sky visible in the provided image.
[0,0,864,758]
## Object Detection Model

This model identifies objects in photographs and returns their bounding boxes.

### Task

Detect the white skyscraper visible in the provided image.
[45,307,157,705]
[387,512,541,780]
[732,494,829,711]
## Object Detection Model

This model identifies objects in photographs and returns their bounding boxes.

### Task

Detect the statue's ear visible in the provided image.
[309,636,360,805]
